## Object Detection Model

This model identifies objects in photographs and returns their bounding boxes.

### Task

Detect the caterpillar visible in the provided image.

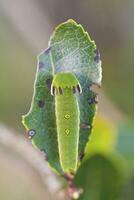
[51,72,82,174]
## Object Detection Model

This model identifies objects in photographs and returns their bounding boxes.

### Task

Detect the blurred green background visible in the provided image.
[0,0,134,199]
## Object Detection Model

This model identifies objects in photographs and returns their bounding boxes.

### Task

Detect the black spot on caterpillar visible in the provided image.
[59,87,63,95]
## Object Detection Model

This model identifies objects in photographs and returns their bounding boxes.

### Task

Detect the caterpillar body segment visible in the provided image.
[51,73,81,173]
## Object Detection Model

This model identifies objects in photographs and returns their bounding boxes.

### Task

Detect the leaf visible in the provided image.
[74,154,122,200]
[116,123,134,165]
[121,176,134,200]
[116,123,134,200]
[22,50,63,174]
[49,19,102,159]
[22,19,102,174]
[84,116,117,159]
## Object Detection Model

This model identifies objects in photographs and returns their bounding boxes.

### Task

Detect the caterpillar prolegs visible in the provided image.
[51,73,82,173]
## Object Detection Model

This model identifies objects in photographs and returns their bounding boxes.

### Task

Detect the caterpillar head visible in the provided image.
[51,72,82,96]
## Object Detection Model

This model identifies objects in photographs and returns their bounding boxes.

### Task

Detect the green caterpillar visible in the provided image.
[51,72,82,173]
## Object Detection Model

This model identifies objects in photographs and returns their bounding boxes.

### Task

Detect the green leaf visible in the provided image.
[116,123,134,166]
[49,19,102,159]
[22,50,63,174]
[116,123,134,200]
[22,19,102,174]
[74,154,122,200]
[84,116,117,159]
[121,176,134,200]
